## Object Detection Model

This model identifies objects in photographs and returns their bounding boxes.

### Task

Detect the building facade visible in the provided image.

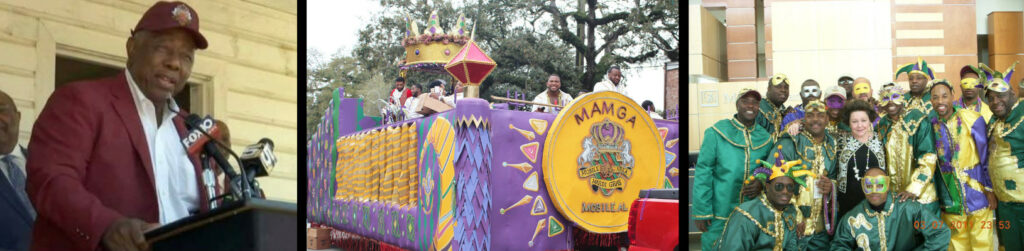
[689,0,1024,153]
[0,0,298,202]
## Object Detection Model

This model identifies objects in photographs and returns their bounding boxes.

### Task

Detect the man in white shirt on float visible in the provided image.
[531,74,573,114]
[592,65,628,97]
[404,83,423,119]
[442,81,464,107]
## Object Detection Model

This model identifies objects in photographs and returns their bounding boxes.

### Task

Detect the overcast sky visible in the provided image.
[307,0,670,111]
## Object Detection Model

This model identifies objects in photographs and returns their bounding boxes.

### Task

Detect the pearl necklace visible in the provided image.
[854,150,870,181]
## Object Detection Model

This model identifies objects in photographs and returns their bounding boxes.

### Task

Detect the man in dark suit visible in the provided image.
[0,90,33,251]
[26,2,211,251]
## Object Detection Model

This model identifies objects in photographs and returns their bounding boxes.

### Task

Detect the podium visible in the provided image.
[144,199,298,251]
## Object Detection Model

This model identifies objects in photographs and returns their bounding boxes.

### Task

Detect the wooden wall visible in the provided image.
[989,11,1024,92]
[689,5,728,80]
[0,0,299,202]
[890,0,978,100]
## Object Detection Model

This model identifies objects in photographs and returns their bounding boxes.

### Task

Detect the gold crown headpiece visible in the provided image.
[400,10,474,73]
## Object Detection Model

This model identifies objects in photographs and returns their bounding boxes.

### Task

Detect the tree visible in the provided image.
[532,0,677,91]
[306,48,390,140]
[306,0,680,136]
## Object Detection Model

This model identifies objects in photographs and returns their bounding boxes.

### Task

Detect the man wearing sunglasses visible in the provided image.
[831,168,950,250]
[955,65,992,122]
[838,76,855,99]
[874,86,940,216]
[716,154,811,250]
[781,79,822,136]
[983,63,1024,250]
[768,100,837,249]
[693,88,775,250]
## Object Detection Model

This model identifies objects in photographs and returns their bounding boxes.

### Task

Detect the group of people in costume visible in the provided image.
[694,57,1024,250]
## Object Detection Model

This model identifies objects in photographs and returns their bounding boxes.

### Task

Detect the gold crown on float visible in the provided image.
[400,10,473,70]
[590,119,626,153]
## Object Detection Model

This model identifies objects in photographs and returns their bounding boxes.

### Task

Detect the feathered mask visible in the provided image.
[981,61,1018,93]
[878,85,906,107]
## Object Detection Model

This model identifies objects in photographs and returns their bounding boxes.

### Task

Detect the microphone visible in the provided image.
[240,138,276,178]
[181,115,219,155]
[181,114,249,201]
[240,138,276,199]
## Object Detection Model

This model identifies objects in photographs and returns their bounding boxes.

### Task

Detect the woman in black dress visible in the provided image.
[835,100,886,219]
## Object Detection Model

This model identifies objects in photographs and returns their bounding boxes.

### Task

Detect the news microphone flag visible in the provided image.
[181,115,219,155]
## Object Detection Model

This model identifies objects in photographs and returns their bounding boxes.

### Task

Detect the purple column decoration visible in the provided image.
[452,98,493,250]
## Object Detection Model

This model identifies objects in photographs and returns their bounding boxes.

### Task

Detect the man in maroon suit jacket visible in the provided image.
[26,2,211,251]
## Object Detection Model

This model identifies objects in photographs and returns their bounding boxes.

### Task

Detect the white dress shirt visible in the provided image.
[390,88,406,105]
[125,70,199,224]
[531,90,573,114]
[649,111,663,119]
[0,143,26,189]
[404,95,423,119]
[592,79,630,97]
[442,92,464,107]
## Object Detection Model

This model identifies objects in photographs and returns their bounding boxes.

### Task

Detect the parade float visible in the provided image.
[307,11,680,250]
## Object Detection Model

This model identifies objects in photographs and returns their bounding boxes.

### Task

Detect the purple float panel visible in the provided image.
[488,109,572,250]
[337,97,363,136]
[359,117,378,130]
[309,98,694,250]
[654,119,681,188]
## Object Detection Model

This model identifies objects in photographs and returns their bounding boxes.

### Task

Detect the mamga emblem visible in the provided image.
[577,119,634,196]
[542,91,664,233]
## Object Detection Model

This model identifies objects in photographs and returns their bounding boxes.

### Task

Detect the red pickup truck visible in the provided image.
[627,189,680,251]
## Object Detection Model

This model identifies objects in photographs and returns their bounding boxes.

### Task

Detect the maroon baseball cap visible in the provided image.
[132,1,208,49]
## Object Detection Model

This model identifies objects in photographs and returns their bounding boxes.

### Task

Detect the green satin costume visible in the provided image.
[771,131,837,249]
[830,194,951,251]
[904,92,932,115]
[694,117,775,250]
[757,99,787,138]
[716,194,801,251]
[987,98,1024,250]
[875,109,940,215]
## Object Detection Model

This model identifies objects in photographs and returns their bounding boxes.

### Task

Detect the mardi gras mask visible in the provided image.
[770,74,789,86]
[805,100,828,113]
[826,96,845,109]
[988,80,1011,93]
[839,79,854,86]
[854,82,871,97]
[802,86,821,98]
[878,89,905,107]
[861,174,888,195]
[961,78,983,90]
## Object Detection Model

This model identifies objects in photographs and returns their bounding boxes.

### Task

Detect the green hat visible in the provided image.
[894,56,935,80]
